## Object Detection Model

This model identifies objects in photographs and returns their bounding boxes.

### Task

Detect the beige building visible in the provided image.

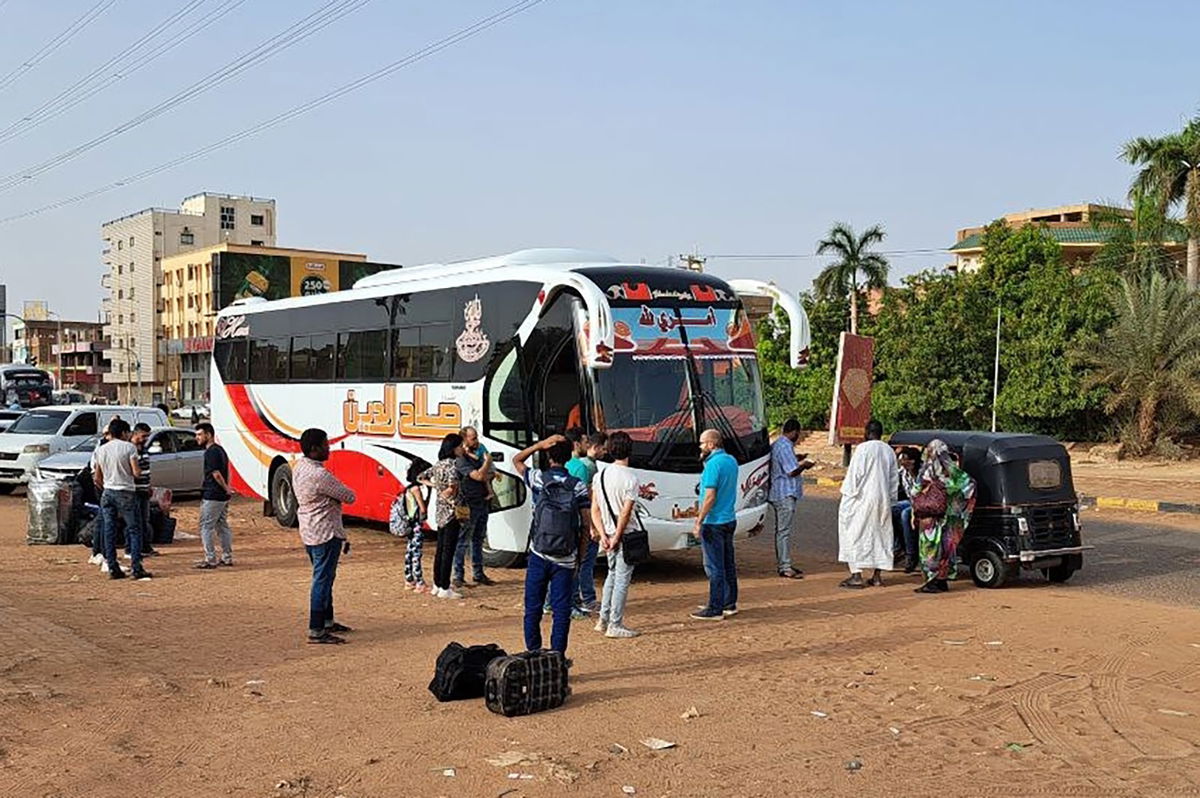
[100,192,277,403]
[160,244,368,402]
[947,203,1186,273]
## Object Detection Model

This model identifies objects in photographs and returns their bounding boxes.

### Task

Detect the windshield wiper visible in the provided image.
[646,391,697,470]
[693,386,751,462]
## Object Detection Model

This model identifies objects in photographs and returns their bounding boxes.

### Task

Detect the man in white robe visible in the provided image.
[837,419,898,588]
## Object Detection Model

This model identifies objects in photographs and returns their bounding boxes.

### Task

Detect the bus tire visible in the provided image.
[270,464,298,528]
[482,545,524,569]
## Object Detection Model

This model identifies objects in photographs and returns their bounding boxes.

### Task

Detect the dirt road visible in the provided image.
[0,493,1197,797]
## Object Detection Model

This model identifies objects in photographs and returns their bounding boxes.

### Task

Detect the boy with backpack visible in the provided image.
[513,434,592,654]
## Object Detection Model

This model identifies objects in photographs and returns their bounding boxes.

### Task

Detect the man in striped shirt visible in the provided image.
[127,423,157,560]
[292,428,357,645]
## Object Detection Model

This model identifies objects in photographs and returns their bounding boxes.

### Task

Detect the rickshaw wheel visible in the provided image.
[969,550,1008,589]
[1043,563,1076,583]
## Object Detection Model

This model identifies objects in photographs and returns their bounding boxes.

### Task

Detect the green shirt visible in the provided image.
[566,456,597,490]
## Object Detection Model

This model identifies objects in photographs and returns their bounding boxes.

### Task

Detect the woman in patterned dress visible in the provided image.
[912,439,976,594]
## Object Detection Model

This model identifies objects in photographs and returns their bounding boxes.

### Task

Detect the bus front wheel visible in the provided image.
[270,464,298,528]
[482,543,524,569]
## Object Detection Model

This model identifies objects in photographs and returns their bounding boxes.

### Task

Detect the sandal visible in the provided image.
[868,573,883,587]
[778,568,804,579]
[838,576,866,590]
[914,583,940,594]
[307,633,347,645]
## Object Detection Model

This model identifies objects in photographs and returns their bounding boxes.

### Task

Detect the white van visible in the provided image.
[0,404,168,493]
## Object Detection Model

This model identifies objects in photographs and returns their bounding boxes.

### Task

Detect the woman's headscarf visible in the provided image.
[919,439,957,485]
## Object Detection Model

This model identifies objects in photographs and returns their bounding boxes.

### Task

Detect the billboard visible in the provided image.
[213,252,395,310]
[828,332,874,446]
[23,300,48,321]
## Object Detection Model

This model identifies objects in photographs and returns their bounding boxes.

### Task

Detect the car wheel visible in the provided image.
[970,550,1008,589]
[270,464,298,528]
[1043,563,1076,583]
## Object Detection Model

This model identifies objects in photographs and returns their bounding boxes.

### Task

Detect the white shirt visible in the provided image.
[94,439,138,492]
[592,463,640,538]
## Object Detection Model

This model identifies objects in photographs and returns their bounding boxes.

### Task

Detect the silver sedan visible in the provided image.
[35,427,206,495]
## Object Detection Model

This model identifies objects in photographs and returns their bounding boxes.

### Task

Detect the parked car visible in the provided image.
[52,389,88,405]
[170,402,210,420]
[0,409,23,433]
[0,364,54,408]
[889,429,1092,588]
[36,427,205,495]
[0,405,168,493]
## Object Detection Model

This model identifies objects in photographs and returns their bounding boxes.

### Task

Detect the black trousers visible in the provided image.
[432,519,461,590]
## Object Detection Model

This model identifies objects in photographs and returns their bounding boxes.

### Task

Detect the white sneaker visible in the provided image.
[594,618,608,633]
[444,589,464,600]
[88,553,103,566]
[100,560,110,573]
[121,552,132,560]
[430,587,444,598]
[605,624,640,639]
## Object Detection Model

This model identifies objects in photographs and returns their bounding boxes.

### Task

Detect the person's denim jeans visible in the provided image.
[452,504,488,582]
[573,539,600,608]
[600,547,636,627]
[101,489,142,573]
[891,500,916,559]
[92,489,106,556]
[771,495,797,571]
[700,521,738,611]
[305,537,342,635]
[524,552,574,653]
[125,492,154,555]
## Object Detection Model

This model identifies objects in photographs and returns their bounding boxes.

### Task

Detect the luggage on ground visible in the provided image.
[485,649,571,716]
[26,475,82,545]
[428,642,508,702]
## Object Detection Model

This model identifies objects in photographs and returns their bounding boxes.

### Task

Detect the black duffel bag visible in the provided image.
[428,642,508,702]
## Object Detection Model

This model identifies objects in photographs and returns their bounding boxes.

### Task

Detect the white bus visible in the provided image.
[210,249,809,566]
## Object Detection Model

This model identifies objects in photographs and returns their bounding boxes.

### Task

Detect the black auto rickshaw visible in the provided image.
[889,430,1092,588]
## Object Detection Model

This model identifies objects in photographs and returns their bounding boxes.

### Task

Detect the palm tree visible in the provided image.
[1090,187,1188,279]
[1122,118,1200,291]
[815,223,889,334]
[1078,273,1200,452]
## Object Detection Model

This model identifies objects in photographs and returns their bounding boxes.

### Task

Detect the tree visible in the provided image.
[1076,273,1200,453]
[1122,118,1200,291]
[815,223,889,334]
[1091,187,1188,279]
[755,292,847,430]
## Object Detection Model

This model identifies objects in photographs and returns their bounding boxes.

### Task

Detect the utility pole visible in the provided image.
[991,304,1002,433]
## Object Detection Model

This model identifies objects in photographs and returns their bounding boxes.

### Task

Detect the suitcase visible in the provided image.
[26,476,81,545]
[428,642,508,702]
[485,650,571,717]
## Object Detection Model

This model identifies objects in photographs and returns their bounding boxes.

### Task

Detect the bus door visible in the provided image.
[519,292,585,437]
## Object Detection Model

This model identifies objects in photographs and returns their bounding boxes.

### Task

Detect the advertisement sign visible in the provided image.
[828,333,874,446]
[213,252,395,310]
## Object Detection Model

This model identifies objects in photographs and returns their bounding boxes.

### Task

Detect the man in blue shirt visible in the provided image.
[769,418,814,579]
[691,429,740,621]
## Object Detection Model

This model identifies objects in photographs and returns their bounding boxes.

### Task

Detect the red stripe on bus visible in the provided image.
[228,461,263,500]
[325,449,399,523]
[225,384,303,453]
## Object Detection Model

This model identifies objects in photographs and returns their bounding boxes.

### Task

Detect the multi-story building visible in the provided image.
[10,318,113,400]
[101,192,277,404]
[159,243,371,402]
[947,203,1187,273]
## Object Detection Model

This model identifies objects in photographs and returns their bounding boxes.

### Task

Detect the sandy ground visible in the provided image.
[0,494,1197,798]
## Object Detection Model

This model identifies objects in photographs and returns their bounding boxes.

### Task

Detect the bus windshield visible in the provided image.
[593,304,768,471]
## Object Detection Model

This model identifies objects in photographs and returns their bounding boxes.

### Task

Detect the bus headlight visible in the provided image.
[747,487,767,507]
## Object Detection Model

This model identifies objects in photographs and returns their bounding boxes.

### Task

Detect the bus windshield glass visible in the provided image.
[594,303,767,471]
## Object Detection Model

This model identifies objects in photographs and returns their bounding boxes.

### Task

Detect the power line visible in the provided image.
[0,0,549,226]
[0,0,118,95]
[0,0,370,194]
[706,249,952,260]
[0,0,250,146]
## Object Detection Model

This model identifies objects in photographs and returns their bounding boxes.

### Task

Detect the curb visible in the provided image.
[801,476,1200,516]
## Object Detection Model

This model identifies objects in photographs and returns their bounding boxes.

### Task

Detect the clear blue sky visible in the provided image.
[0,0,1197,322]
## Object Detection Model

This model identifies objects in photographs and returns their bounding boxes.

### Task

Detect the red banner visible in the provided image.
[828,333,875,445]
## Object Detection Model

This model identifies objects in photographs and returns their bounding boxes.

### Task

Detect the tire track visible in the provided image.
[1092,635,1195,760]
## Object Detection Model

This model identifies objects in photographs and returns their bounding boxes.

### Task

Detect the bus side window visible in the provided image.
[337,330,388,381]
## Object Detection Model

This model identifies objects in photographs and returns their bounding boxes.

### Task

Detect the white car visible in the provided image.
[0,405,168,493]
[170,403,210,420]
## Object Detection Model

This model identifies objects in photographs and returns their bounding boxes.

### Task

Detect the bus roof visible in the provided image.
[219,248,737,317]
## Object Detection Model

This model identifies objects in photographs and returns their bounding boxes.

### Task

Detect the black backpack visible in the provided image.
[485,650,571,717]
[530,475,580,558]
[428,642,508,702]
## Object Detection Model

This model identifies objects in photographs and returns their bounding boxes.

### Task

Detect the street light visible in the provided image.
[107,343,142,405]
